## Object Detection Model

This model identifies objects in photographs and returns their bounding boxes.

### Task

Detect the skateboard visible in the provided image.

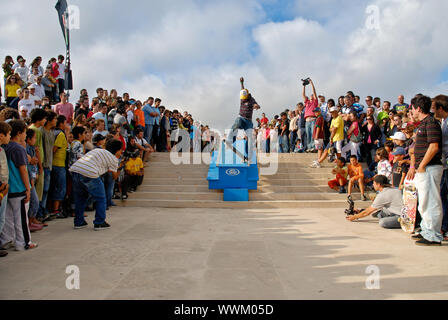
[399,177,418,234]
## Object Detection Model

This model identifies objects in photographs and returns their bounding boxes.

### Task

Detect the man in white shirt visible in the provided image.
[18,88,37,118]
[14,58,29,86]
[69,139,122,231]
[31,77,45,100]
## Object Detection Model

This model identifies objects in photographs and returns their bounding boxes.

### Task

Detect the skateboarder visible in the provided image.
[346,175,403,229]
[231,77,260,131]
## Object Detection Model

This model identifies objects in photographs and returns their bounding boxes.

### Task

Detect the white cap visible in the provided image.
[390,131,406,141]
[329,106,338,112]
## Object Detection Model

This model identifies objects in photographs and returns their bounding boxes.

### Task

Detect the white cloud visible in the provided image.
[1,0,447,131]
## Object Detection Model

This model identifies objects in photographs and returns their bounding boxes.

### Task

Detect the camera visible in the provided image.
[301,77,311,86]
[345,196,355,216]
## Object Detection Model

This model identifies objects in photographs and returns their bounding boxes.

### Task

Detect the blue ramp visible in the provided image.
[207,140,259,201]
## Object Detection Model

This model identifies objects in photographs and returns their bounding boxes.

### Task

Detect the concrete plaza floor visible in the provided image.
[1,206,448,300]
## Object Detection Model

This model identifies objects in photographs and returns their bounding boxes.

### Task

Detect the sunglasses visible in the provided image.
[367,118,373,120]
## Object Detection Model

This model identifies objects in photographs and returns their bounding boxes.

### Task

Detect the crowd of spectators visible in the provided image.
[0,55,210,257]
[252,79,447,246]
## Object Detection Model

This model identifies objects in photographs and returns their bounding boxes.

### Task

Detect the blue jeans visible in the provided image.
[441,168,448,233]
[37,168,51,217]
[305,120,315,150]
[50,166,66,201]
[414,165,444,242]
[289,131,297,153]
[279,135,289,153]
[29,187,39,218]
[144,124,154,143]
[102,172,114,207]
[72,173,107,226]
[364,170,375,187]
[0,194,8,235]
[231,116,253,131]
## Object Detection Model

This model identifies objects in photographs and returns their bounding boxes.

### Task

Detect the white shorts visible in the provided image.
[334,140,343,154]
[314,139,324,150]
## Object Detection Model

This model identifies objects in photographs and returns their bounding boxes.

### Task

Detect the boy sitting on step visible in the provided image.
[328,157,348,194]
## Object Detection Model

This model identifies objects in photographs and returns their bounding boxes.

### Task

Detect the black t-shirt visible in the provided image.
[392,161,409,188]
[280,119,290,136]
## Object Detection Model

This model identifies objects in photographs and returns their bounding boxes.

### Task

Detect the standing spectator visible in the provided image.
[37,111,56,219]
[0,122,11,257]
[302,78,318,151]
[312,107,324,159]
[408,95,443,246]
[341,111,362,161]
[31,77,45,100]
[0,120,37,251]
[41,69,56,102]
[393,95,409,114]
[55,92,74,124]
[25,129,42,230]
[68,126,86,168]
[391,147,408,189]
[50,115,68,217]
[432,95,448,241]
[142,97,157,144]
[278,112,289,153]
[56,55,66,96]
[29,109,46,217]
[362,114,382,167]
[289,110,299,153]
[69,139,122,230]
[74,95,90,119]
[157,109,171,152]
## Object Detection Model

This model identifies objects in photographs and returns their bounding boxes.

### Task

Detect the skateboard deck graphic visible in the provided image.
[399,178,418,234]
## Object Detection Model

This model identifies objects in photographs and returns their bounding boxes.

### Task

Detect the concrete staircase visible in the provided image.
[120,152,366,209]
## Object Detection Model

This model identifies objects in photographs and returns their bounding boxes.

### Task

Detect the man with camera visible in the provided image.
[301,78,318,152]
[346,175,403,229]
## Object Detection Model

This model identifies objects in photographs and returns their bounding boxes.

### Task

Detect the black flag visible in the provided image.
[55,0,73,90]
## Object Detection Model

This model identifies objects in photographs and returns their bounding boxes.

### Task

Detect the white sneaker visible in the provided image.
[310,161,321,168]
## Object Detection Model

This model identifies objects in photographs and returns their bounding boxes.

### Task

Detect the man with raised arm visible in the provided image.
[302,78,318,152]
[231,77,260,131]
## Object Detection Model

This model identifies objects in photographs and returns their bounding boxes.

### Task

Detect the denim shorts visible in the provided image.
[50,166,67,201]
[231,116,254,131]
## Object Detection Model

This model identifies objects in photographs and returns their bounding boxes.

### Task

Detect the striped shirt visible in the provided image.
[414,115,442,169]
[69,148,119,178]
[239,96,258,120]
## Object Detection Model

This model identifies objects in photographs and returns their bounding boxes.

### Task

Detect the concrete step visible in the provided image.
[128,191,363,201]
[257,178,329,186]
[141,178,208,186]
[117,199,368,209]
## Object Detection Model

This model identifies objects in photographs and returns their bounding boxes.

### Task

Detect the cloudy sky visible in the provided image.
[1,0,447,131]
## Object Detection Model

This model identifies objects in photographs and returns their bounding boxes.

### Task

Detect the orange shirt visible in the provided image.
[348,163,364,179]
[134,109,145,128]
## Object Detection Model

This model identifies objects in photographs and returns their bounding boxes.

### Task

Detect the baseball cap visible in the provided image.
[392,147,406,156]
[313,107,321,112]
[240,89,249,100]
[329,106,338,112]
[92,134,106,143]
[390,132,406,141]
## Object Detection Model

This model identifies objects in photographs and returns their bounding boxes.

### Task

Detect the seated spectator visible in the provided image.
[54,92,74,125]
[293,138,304,153]
[18,87,37,118]
[347,155,366,201]
[346,175,403,229]
[93,119,108,137]
[92,134,106,149]
[0,119,38,251]
[328,157,348,194]
[125,150,144,193]
[134,128,153,162]
[4,75,21,107]
[384,140,395,163]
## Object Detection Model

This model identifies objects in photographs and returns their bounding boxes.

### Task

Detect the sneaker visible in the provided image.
[415,238,442,246]
[310,161,321,168]
[443,232,448,241]
[411,233,423,240]
[1,241,15,250]
[16,242,38,251]
[0,248,8,257]
[338,186,347,194]
[347,195,353,201]
[94,222,111,231]
[361,195,367,201]
[122,194,128,200]
[74,221,88,230]
[55,212,68,219]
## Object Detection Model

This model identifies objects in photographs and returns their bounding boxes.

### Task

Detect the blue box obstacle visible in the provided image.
[207,140,259,201]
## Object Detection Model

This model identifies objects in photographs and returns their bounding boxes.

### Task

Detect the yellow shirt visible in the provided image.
[331,115,344,142]
[5,83,21,97]
[125,157,143,175]
[53,131,68,167]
